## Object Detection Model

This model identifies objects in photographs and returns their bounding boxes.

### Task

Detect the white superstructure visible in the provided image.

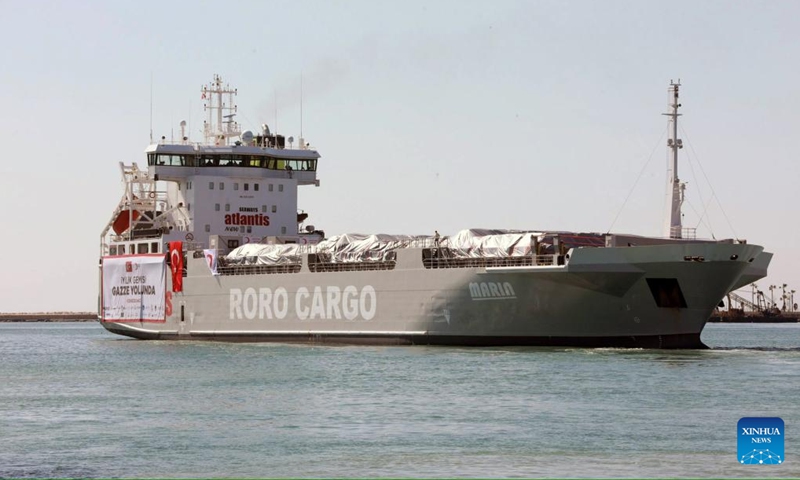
[100,75,321,257]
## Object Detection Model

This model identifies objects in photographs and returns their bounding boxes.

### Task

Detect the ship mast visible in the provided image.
[202,74,240,145]
[663,80,685,239]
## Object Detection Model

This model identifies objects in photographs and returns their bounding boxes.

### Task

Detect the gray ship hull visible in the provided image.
[100,241,768,349]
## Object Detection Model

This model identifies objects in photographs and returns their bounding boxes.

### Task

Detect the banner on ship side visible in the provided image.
[101,254,166,323]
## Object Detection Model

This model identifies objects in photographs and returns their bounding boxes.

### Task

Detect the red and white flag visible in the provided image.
[203,249,218,275]
[168,241,183,292]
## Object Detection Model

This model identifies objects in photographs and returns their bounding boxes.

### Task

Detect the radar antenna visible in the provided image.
[201,74,240,145]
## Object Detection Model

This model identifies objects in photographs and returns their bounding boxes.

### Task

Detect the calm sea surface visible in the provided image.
[1,322,799,478]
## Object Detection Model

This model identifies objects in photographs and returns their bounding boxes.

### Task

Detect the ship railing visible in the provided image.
[422,247,565,269]
[217,264,302,276]
[409,237,440,249]
[308,261,397,273]
[423,256,535,269]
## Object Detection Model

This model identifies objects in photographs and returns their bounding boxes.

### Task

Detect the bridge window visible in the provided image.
[109,245,117,255]
[219,182,224,190]
[137,243,149,254]
[221,154,245,167]
[209,182,214,190]
[278,184,284,192]
[151,242,159,253]
[254,183,260,191]
[244,183,249,191]
[153,154,194,166]
[234,183,239,191]
[269,184,274,192]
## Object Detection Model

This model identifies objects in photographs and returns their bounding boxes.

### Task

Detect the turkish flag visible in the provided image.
[168,241,183,292]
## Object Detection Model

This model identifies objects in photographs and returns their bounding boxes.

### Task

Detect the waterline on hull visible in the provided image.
[100,322,707,349]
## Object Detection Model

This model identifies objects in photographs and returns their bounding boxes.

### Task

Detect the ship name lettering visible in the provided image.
[229,287,289,320]
[224,213,270,226]
[229,285,376,321]
[469,282,516,300]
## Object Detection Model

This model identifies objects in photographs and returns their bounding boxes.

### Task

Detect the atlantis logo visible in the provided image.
[738,417,784,465]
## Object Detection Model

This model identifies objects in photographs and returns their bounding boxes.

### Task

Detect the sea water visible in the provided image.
[1,322,798,478]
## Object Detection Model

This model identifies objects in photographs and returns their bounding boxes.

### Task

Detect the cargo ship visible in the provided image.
[98,76,771,348]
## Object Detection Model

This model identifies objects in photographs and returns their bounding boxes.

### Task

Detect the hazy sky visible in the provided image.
[1,0,798,312]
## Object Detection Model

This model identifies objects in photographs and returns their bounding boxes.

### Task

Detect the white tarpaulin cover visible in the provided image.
[225,234,417,265]
[223,229,607,265]
[441,229,544,258]
[102,254,166,322]
[441,229,606,256]
[315,234,416,262]
[225,243,303,265]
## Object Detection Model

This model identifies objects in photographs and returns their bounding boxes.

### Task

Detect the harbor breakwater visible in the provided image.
[0,313,96,322]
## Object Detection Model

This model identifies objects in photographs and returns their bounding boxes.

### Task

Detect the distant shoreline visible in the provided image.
[0,313,96,322]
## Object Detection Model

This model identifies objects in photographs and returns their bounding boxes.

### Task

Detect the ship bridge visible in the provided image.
[146,143,321,187]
